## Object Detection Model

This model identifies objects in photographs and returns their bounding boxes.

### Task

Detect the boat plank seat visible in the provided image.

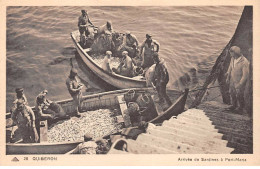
[117,95,132,127]
[40,120,48,142]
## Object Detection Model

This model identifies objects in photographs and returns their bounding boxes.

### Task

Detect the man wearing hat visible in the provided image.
[11,99,39,143]
[10,88,28,113]
[139,34,160,69]
[71,133,98,154]
[66,68,84,117]
[152,52,172,107]
[226,46,250,114]
[78,9,94,37]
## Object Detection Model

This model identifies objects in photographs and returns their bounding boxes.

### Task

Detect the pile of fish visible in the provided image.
[47,109,123,143]
[91,54,120,69]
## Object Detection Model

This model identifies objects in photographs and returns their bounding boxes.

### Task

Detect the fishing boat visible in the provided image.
[6,87,188,154]
[71,30,147,89]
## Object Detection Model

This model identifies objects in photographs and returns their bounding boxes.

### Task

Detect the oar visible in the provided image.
[70,58,101,93]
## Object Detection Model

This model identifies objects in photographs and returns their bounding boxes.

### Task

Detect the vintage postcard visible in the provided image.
[0,0,260,166]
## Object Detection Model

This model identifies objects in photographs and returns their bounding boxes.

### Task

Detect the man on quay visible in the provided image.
[226,46,250,114]
[11,99,39,143]
[66,68,84,117]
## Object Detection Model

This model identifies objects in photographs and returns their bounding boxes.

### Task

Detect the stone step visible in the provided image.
[126,139,178,154]
[161,122,223,139]
[146,128,233,153]
[178,112,211,122]
[167,118,218,132]
[207,116,252,133]
[137,133,216,154]
[204,111,252,124]
[227,141,253,154]
[215,125,253,140]
[181,109,210,119]
[176,114,213,125]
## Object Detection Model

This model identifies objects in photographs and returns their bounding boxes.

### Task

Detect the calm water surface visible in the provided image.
[6,6,243,110]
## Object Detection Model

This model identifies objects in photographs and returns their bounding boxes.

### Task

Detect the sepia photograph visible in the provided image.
[1,0,259,166]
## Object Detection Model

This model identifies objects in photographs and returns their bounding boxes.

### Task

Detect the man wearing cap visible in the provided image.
[11,100,39,143]
[10,88,28,113]
[78,10,94,37]
[226,46,250,113]
[152,52,172,107]
[125,31,139,58]
[139,34,160,69]
[66,68,84,117]
[102,51,113,73]
[71,133,98,154]
[113,51,134,77]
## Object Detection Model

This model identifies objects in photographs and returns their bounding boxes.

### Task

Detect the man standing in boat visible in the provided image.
[78,10,94,37]
[66,68,84,117]
[152,52,172,108]
[125,31,139,58]
[10,88,28,113]
[11,100,39,143]
[226,46,250,114]
[139,34,160,69]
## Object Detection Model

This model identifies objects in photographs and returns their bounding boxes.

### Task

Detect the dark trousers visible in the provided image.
[156,82,172,106]
[79,27,90,37]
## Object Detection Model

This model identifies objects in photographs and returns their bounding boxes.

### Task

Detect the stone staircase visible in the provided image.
[124,101,252,154]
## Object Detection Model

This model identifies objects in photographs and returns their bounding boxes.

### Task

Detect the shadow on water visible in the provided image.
[47,47,77,66]
[74,51,117,92]
[48,56,71,66]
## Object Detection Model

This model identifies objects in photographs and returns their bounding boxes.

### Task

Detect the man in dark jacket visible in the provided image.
[152,52,172,107]
[66,68,83,117]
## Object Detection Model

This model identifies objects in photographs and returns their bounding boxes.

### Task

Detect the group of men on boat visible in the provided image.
[78,9,171,107]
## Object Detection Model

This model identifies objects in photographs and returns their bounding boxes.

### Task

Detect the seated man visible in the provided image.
[102,51,113,73]
[35,90,68,120]
[112,51,134,77]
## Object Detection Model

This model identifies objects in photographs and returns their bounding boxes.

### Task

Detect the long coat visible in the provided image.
[227,55,250,89]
